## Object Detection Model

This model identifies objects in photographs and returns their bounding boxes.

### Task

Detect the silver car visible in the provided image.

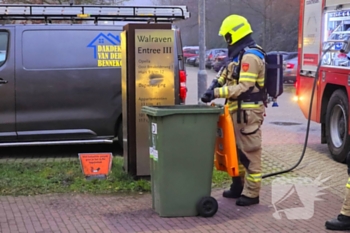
[283,56,298,83]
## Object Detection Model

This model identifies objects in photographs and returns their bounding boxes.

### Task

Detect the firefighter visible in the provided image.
[325,153,350,231]
[201,14,265,206]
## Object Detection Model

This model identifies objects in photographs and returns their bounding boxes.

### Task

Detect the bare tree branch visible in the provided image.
[240,0,266,18]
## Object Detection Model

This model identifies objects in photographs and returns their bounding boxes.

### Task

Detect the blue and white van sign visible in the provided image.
[87,32,122,67]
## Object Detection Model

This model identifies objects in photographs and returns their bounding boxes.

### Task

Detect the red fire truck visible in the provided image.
[296,0,350,163]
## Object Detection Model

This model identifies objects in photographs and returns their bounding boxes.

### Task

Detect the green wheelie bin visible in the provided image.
[141,104,222,218]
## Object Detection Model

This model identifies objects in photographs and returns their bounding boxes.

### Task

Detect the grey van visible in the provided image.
[0,5,189,149]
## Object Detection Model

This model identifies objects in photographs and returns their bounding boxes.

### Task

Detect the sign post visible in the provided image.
[121,24,175,177]
[197,0,207,104]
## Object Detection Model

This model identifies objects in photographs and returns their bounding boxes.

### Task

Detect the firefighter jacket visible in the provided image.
[213,52,265,113]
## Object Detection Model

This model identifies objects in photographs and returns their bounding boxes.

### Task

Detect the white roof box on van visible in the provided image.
[0,4,190,23]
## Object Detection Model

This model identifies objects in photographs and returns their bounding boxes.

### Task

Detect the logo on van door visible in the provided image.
[87,33,121,67]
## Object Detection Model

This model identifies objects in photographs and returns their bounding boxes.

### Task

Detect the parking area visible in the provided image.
[0,66,348,233]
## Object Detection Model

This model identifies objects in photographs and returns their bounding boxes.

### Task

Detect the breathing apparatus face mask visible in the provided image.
[227,39,239,58]
[224,32,232,45]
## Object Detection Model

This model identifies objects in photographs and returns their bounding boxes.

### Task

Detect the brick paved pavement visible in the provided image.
[0,187,346,233]
[0,66,349,233]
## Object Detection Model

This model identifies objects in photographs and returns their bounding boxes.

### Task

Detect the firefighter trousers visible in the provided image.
[340,155,350,216]
[231,105,265,198]
[341,178,350,216]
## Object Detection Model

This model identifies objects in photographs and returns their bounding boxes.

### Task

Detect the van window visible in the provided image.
[0,31,9,67]
[22,30,122,70]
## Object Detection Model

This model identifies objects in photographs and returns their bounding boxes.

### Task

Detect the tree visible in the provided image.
[240,0,299,51]
[153,0,299,52]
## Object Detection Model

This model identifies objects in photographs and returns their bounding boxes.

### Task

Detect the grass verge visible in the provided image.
[0,157,232,196]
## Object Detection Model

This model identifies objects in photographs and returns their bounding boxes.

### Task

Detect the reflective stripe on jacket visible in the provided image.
[214,52,265,112]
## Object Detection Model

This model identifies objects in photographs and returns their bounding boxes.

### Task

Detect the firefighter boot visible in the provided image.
[222,176,243,198]
[325,214,350,231]
[236,195,259,206]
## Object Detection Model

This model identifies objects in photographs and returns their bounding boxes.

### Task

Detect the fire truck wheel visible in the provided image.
[326,89,350,163]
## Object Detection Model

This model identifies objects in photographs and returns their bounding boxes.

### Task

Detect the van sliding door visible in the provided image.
[15,26,122,141]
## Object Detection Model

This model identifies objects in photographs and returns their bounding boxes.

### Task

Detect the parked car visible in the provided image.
[194,55,199,67]
[183,48,199,62]
[193,50,211,67]
[183,46,199,50]
[212,51,229,72]
[284,52,298,60]
[205,48,227,69]
[267,51,298,62]
[267,51,289,55]
[283,56,298,83]
[187,55,198,66]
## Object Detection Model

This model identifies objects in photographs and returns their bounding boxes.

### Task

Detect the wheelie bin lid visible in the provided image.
[141,105,223,117]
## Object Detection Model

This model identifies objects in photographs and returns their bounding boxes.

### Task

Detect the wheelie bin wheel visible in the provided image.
[197,196,218,217]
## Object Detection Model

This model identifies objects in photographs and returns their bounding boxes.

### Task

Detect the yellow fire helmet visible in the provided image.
[219,14,253,45]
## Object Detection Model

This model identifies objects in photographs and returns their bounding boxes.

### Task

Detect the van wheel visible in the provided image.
[326,89,350,163]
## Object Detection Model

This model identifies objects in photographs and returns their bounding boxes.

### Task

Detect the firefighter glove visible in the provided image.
[201,89,215,103]
[208,79,220,90]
